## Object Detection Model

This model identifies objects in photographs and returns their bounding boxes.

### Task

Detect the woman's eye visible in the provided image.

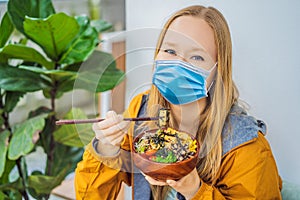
[164,49,177,56]
[191,55,204,61]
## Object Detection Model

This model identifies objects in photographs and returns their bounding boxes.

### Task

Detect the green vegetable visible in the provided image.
[137,146,146,153]
[152,149,177,163]
[136,139,148,153]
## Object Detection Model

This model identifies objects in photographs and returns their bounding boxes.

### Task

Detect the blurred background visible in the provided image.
[0,0,299,199]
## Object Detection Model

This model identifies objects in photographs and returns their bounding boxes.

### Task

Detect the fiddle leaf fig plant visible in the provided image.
[0,0,124,199]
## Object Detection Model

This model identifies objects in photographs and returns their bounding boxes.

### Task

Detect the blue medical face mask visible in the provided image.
[152,60,217,105]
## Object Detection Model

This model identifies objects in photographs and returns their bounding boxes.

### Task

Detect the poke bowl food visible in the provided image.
[132,128,199,181]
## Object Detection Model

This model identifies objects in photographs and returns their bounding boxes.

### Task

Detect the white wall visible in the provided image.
[125,0,300,185]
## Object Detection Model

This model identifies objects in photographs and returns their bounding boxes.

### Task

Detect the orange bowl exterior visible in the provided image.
[132,129,199,181]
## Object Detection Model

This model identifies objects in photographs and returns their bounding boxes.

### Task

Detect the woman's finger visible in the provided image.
[113,120,130,134]
[95,111,123,130]
[94,121,130,146]
[104,124,130,145]
[144,175,168,186]
[166,179,178,187]
[94,125,120,141]
[166,168,201,199]
[97,120,129,137]
[109,135,126,146]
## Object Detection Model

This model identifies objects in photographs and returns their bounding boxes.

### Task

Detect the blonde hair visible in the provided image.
[144,5,239,199]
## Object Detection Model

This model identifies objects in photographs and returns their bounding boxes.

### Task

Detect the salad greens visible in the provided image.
[151,149,177,163]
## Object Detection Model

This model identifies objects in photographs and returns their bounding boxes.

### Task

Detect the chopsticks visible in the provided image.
[55,117,159,125]
[56,108,170,127]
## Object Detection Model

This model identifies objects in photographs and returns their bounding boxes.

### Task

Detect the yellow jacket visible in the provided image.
[75,92,282,199]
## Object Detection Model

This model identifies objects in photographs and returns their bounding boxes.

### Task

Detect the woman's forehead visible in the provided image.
[164,16,217,60]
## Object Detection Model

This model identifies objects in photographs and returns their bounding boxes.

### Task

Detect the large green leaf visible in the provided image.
[23,13,80,61]
[8,115,46,160]
[19,66,78,95]
[0,191,8,200]
[39,73,76,99]
[56,76,77,94]
[19,65,76,77]
[5,92,24,113]
[43,82,74,99]
[0,65,50,92]
[37,118,52,155]
[0,159,16,184]
[0,178,23,199]
[4,91,24,113]
[0,131,10,177]
[48,144,83,177]
[0,177,23,190]
[74,50,125,92]
[59,15,99,65]
[90,19,113,33]
[0,191,21,200]
[0,13,14,48]
[7,0,55,35]
[27,166,68,194]
[0,44,54,69]
[54,108,94,147]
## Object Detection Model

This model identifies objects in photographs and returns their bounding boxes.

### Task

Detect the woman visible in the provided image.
[75,5,282,199]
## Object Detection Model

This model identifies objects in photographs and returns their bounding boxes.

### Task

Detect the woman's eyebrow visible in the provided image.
[163,41,206,51]
[162,41,208,56]
[188,46,207,53]
[161,41,177,47]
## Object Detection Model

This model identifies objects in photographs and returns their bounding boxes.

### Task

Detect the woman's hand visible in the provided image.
[92,111,130,156]
[144,168,201,199]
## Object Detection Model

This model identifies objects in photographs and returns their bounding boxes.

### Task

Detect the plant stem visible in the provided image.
[46,81,58,176]
[16,158,29,200]
[0,92,10,133]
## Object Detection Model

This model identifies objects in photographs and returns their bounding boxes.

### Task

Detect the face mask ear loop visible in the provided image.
[206,62,218,92]
[207,80,215,92]
[208,62,218,73]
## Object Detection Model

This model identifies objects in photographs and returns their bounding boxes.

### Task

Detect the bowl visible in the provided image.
[132,128,199,181]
